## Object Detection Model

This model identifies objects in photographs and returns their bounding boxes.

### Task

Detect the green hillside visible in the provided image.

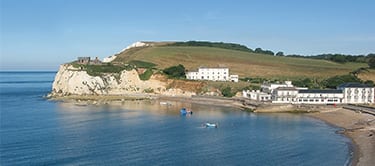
[113,43,367,80]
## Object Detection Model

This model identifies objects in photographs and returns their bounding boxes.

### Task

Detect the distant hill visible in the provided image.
[113,42,367,79]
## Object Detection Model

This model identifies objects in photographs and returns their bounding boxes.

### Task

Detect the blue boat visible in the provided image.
[180,108,193,115]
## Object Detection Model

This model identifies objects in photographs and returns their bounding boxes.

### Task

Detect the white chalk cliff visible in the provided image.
[50,64,195,97]
[103,41,151,63]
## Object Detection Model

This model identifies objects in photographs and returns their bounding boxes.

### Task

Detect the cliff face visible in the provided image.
[50,64,196,97]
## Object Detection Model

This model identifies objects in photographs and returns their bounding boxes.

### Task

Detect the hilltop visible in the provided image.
[111,41,368,80]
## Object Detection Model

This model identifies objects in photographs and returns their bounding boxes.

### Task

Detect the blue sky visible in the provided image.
[1,0,374,70]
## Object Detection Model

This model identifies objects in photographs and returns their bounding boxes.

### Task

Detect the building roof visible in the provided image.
[275,87,298,91]
[298,89,342,94]
[198,67,228,69]
[338,82,373,88]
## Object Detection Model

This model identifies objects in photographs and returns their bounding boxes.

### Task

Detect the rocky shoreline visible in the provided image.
[49,94,374,166]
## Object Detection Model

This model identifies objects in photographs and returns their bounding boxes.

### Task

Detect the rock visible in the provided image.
[50,64,195,98]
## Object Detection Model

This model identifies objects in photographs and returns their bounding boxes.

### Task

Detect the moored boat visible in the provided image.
[205,122,218,128]
[180,108,193,115]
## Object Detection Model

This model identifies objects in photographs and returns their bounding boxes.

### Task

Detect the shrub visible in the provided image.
[163,64,186,79]
[368,57,375,69]
[221,86,235,97]
[143,88,154,93]
[139,69,153,80]
[322,74,362,89]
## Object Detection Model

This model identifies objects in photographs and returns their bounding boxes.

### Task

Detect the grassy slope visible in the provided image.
[114,46,366,79]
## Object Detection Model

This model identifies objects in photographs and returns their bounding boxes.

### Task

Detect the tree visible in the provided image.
[163,64,186,78]
[254,48,263,53]
[330,54,347,63]
[322,74,361,89]
[276,51,284,56]
[368,57,375,69]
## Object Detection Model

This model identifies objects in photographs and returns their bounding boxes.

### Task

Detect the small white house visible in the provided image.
[186,67,238,82]
[338,83,374,104]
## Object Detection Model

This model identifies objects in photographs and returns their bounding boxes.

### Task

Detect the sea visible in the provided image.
[0,71,352,166]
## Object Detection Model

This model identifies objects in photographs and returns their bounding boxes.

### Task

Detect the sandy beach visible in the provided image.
[309,108,375,166]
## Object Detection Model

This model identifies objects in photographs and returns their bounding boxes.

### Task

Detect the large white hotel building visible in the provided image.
[186,67,239,82]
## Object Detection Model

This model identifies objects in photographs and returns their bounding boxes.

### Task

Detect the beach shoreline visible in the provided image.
[308,108,375,166]
[49,94,374,166]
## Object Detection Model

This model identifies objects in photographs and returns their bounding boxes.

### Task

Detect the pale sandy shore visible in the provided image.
[49,94,374,166]
[309,108,375,166]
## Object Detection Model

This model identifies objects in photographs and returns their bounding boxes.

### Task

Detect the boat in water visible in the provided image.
[205,122,218,128]
[160,101,172,106]
[180,108,193,115]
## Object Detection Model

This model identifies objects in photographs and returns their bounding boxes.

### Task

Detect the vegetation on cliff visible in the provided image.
[162,64,186,79]
[72,63,126,76]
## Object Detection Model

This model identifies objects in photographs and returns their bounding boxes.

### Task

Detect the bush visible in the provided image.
[143,88,154,93]
[368,57,375,68]
[163,64,186,79]
[292,78,318,88]
[71,63,126,76]
[221,86,235,97]
[139,69,153,80]
[322,74,362,89]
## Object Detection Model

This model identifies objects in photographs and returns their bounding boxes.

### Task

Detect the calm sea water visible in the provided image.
[0,72,352,166]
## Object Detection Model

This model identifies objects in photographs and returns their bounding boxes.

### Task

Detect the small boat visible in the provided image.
[160,101,171,105]
[180,108,193,115]
[205,122,218,128]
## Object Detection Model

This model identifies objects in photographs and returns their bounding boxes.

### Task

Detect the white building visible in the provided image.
[338,83,374,104]
[242,90,272,101]
[244,81,374,104]
[261,81,294,94]
[186,67,238,82]
[295,89,343,104]
[272,87,299,103]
